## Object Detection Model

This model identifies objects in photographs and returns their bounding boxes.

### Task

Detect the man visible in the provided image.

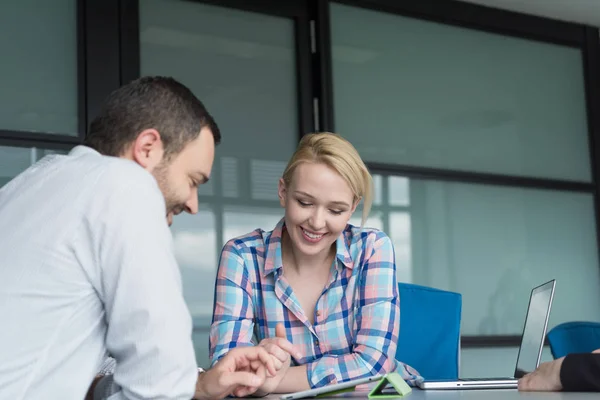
[0,76,291,399]
[519,350,600,392]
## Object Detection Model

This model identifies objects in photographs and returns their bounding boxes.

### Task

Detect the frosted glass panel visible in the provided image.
[140,0,298,339]
[223,206,284,241]
[193,330,211,368]
[170,209,217,322]
[410,179,600,335]
[0,0,78,134]
[141,0,297,161]
[331,3,591,182]
[0,146,68,188]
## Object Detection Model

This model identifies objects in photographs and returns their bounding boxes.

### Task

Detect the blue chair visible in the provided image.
[395,283,462,380]
[547,321,600,359]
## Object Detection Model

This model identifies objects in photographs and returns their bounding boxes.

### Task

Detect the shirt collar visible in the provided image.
[263,219,285,276]
[263,218,354,277]
[69,145,101,157]
[335,227,354,269]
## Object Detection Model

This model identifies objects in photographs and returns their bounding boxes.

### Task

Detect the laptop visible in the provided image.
[417,279,556,390]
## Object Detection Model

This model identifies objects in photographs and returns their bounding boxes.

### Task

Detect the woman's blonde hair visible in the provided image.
[281,132,373,227]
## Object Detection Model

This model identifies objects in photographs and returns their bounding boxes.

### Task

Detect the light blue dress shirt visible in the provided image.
[0,146,197,399]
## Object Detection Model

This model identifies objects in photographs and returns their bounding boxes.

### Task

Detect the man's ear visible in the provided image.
[278,178,287,208]
[130,129,164,171]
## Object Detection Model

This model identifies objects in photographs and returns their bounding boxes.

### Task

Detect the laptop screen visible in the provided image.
[513,280,556,378]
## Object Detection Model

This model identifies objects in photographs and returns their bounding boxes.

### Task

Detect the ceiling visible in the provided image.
[460,0,600,28]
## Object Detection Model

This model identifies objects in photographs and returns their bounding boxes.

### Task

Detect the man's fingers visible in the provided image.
[226,347,274,377]
[233,386,258,398]
[218,371,265,390]
[231,345,281,376]
[255,348,277,376]
[249,360,273,378]
[245,347,277,377]
[592,348,600,354]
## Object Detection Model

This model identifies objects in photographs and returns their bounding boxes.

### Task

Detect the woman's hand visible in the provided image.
[250,323,301,396]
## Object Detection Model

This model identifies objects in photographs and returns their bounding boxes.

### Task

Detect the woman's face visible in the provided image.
[278,162,357,259]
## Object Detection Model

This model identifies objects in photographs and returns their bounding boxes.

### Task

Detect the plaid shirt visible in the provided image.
[209,219,420,388]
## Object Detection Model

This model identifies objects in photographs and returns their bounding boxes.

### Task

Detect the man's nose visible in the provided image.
[184,190,199,214]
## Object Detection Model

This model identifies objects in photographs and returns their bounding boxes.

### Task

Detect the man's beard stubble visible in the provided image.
[152,160,182,217]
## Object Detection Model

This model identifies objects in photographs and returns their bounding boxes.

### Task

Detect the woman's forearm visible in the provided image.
[275,365,311,393]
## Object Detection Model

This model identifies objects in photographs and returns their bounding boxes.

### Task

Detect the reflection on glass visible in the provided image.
[170,209,217,322]
[0,146,69,188]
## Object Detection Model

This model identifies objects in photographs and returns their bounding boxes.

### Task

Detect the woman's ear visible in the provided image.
[351,197,361,214]
[278,178,287,208]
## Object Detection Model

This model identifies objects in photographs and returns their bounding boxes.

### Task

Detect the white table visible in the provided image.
[269,389,598,400]
[378,389,598,399]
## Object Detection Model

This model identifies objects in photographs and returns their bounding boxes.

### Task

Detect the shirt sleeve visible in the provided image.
[209,240,256,365]
[83,167,197,400]
[306,232,421,388]
[560,353,600,392]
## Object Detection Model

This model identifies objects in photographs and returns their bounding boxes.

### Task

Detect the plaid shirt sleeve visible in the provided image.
[209,240,255,365]
[306,232,421,388]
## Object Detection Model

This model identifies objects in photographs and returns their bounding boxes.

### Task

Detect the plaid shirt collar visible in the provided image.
[262,218,354,277]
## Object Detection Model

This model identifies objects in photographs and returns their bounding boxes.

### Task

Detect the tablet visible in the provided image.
[279,375,383,400]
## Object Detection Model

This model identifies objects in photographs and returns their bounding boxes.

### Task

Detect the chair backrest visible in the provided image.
[547,321,600,359]
[396,283,462,380]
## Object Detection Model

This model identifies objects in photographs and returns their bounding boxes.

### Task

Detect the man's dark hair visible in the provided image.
[84,76,221,159]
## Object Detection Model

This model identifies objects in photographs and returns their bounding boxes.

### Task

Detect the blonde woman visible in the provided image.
[209,133,419,395]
